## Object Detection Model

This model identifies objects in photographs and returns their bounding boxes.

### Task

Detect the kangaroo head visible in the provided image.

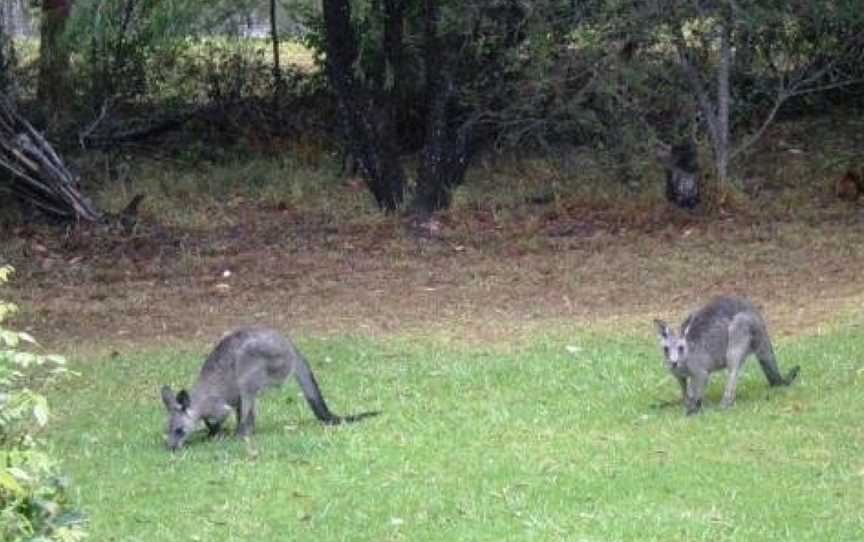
[654,319,689,371]
[160,385,197,451]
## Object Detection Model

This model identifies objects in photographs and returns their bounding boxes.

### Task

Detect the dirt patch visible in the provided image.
[2,200,864,351]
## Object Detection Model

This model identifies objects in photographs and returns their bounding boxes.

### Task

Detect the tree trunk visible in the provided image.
[412,84,472,214]
[676,20,732,191]
[381,0,407,143]
[409,0,474,215]
[269,0,283,98]
[37,0,73,113]
[322,0,477,214]
[0,7,10,94]
[322,0,406,211]
[714,22,732,186]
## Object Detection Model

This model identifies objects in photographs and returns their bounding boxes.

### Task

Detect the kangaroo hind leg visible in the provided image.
[751,321,799,386]
[721,315,753,408]
[235,395,257,438]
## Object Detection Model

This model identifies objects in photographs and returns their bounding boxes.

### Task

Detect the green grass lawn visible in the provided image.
[48,329,864,541]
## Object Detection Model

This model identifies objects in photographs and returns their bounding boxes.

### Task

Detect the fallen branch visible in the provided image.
[0,95,102,222]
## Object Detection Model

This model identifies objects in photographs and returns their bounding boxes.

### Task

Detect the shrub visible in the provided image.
[0,266,85,542]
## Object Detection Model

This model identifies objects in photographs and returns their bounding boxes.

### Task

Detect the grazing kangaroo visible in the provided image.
[654,296,800,415]
[160,328,378,451]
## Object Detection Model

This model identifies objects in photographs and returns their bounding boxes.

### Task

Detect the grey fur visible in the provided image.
[160,328,376,451]
[654,296,800,415]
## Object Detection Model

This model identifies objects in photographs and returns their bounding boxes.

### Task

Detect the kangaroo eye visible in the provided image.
[173,427,185,437]
[662,346,669,355]
[678,345,685,354]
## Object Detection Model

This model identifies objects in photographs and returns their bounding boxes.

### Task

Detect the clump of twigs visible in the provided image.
[0,96,102,222]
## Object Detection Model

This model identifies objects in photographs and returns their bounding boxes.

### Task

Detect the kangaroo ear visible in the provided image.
[654,319,671,338]
[681,322,691,338]
[176,389,191,410]
[680,315,694,337]
[161,385,178,411]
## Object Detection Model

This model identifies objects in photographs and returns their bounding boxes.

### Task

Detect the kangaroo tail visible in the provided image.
[754,334,799,387]
[294,353,342,424]
[294,353,381,425]
[339,411,381,424]
[782,365,801,385]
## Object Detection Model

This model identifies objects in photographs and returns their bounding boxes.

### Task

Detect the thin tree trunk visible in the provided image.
[715,22,732,186]
[270,0,283,97]
[676,21,729,188]
[0,6,9,94]
[382,0,406,142]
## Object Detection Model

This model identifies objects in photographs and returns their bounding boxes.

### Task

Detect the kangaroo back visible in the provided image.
[683,297,748,346]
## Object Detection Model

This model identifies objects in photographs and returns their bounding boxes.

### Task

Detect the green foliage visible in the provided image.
[65,0,201,105]
[196,40,276,103]
[0,267,85,542]
[62,0,267,107]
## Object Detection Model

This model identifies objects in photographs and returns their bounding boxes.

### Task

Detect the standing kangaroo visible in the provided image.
[160,328,377,451]
[654,296,800,415]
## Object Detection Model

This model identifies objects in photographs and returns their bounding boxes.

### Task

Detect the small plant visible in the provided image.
[0,266,86,542]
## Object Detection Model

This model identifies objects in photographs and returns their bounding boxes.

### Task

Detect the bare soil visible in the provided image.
[3,197,863,352]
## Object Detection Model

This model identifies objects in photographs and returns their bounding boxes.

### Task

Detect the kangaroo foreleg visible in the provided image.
[686,371,709,415]
[676,375,688,404]
[204,419,223,438]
